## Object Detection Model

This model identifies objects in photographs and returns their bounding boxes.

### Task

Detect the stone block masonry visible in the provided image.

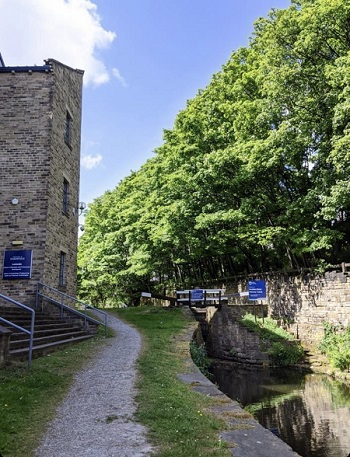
[0,59,83,307]
[205,305,270,364]
[268,271,350,345]
[223,269,350,346]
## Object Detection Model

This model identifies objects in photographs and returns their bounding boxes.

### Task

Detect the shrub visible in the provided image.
[268,341,305,366]
[319,323,350,371]
[190,341,212,377]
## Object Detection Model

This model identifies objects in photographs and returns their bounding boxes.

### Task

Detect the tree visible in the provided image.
[78,0,350,305]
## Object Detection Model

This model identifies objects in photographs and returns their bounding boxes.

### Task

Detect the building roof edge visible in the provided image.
[45,58,84,75]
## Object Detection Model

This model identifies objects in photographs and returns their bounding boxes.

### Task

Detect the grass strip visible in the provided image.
[0,334,108,457]
[112,306,231,457]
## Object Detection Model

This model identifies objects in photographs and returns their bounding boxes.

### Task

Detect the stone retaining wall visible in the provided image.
[223,270,350,345]
[204,305,270,364]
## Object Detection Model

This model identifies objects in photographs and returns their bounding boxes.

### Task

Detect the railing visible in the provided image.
[176,288,227,309]
[0,293,35,368]
[35,283,107,335]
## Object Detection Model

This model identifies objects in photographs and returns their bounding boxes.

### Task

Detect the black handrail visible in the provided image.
[0,293,35,367]
[36,283,107,335]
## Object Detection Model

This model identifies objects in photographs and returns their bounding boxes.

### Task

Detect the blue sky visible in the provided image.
[1,0,291,207]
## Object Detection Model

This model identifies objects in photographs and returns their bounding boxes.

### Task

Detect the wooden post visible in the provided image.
[254,301,257,322]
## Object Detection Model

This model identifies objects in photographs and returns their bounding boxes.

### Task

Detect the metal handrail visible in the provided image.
[36,283,107,335]
[0,293,35,368]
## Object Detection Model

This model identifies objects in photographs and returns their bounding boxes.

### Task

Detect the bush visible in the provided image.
[268,341,305,366]
[319,323,350,371]
[190,341,212,377]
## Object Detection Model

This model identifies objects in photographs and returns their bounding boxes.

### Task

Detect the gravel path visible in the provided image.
[35,313,154,457]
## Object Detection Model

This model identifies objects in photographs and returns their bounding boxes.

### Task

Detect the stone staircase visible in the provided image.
[0,306,96,361]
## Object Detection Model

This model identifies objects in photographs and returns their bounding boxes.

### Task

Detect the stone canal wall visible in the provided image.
[196,268,350,362]
[222,268,350,346]
[203,304,270,364]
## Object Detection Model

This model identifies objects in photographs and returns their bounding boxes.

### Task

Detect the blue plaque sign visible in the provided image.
[191,289,204,301]
[3,250,33,280]
[248,280,266,301]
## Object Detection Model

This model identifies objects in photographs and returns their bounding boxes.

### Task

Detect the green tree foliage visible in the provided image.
[78,0,350,305]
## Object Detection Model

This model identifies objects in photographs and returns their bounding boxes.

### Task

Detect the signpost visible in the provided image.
[141,292,152,298]
[2,250,33,280]
[191,289,204,301]
[248,280,266,322]
[248,280,266,301]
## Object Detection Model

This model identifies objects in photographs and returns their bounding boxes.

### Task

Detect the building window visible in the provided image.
[65,111,72,145]
[62,178,69,214]
[59,252,66,287]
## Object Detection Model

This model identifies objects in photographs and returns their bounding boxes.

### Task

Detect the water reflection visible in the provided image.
[211,361,350,457]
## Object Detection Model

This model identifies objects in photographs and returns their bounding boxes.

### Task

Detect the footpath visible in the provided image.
[35,313,154,457]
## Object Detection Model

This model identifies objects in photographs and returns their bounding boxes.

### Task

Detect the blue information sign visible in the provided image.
[191,289,204,301]
[3,250,33,280]
[248,280,266,301]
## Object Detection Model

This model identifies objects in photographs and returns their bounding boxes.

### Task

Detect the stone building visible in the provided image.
[0,56,84,307]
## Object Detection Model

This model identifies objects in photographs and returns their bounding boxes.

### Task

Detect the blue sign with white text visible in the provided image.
[3,250,33,280]
[248,280,266,301]
[191,289,204,301]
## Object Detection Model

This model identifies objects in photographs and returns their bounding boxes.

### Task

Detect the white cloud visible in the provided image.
[0,0,116,86]
[112,68,128,87]
[81,154,103,169]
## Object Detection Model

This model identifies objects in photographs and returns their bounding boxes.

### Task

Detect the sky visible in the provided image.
[1,0,291,209]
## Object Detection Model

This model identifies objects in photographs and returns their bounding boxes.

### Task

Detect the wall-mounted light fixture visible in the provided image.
[79,202,86,215]
[11,198,19,205]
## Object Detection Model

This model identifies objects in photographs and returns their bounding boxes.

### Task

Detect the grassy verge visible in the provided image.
[112,306,230,457]
[0,333,108,457]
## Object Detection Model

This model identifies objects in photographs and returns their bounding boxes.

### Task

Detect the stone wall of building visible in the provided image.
[43,59,83,297]
[0,59,83,306]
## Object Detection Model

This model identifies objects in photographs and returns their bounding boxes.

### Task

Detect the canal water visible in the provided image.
[210,361,350,457]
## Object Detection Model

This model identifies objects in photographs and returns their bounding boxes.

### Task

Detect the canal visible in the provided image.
[211,361,350,457]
